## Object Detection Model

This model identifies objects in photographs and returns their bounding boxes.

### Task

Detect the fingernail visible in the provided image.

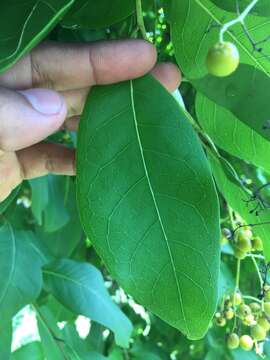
[20,88,64,115]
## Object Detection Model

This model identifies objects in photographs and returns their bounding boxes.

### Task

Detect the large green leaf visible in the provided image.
[193,65,270,143]
[168,0,270,79]
[11,342,44,360]
[0,223,43,323]
[210,0,270,16]
[0,322,12,360]
[76,75,220,339]
[43,259,132,347]
[62,0,134,29]
[208,152,270,260]
[0,0,75,73]
[196,92,270,174]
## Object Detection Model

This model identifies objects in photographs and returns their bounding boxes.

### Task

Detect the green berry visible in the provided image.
[234,247,246,259]
[257,316,270,331]
[231,292,242,306]
[250,302,261,314]
[225,308,234,320]
[236,235,252,252]
[264,302,270,317]
[206,41,240,77]
[252,236,263,251]
[265,290,270,302]
[227,333,239,349]
[239,335,253,351]
[238,304,251,318]
[243,314,256,326]
[251,324,267,341]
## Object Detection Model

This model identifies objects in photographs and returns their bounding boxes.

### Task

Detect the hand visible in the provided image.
[0,40,181,202]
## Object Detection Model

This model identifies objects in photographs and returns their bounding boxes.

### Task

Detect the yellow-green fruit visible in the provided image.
[264,302,270,316]
[227,333,240,349]
[231,292,242,306]
[243,314,256,326]
[238,304,251,317]
[252,236,263,251]
[206,41,240,77]
[265,290,270,302]
[238,228,253,240]
[216,317,226,327]
[258,316,270,331]
[250,302,261,314]
[225,308,234,320]
[251,324,267,341]
[234,247,246,259]
[236,236,252,252]
[239,335,253,351]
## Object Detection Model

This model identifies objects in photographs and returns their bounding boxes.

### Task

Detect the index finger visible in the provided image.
[0,40,157,91]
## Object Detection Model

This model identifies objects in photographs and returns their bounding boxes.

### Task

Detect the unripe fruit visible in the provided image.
[239,335,253,351]
[231,291,242,306]
[252,236,263,251]
[264,302,270,316]
[206,41,240,77]
[234,247,246,259]
[258,316,270,331]
[216,317,226,327]
[251,324,267,341]
[250,302,261,314]
[236,235,252,252]
[243,314,256,326]
[265,290,270,302]
[238,304,252,317]
[238,228,253,240]
[227,333,239,349]
[225,308,234,320]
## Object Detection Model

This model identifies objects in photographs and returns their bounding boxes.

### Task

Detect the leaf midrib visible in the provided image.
[129,80,189,336]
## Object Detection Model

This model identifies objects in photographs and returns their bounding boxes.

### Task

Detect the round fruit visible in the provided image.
[206,41,240,77]
[243,314,256,326]
[238,304,251,317]
[216,317,226,327]
[258,316,270,331]
[227,333,240,349]
[264,302,270,316]
[234,247,246,259]
[251,324,267,341]
[252,236,263,251]
[225,308,234,320]
[265,290,270,302]
[250,302,261,314]
[231,291,242,306]
[236,235,252,252]
[238,228,253,240]
[222,228,232,238]
[239,335,253,351]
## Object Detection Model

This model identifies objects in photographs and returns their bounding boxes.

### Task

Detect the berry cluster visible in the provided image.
[215,288,270,352]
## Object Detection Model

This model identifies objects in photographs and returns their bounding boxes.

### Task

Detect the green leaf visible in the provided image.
[208,152,270,260]
[11,342,44,360]
[0,322,12,360]
[210,0,270,16]
[0,223,43,323]
[30,176,49,226]
[218,261,234,300]
[36,306,64,360]
[62,0,134,29]
[45,295,75,322]
[168,0,270,79]
[36,179,82,257]
[0,186,20,215]
[0,0,75,73]
[196,92,270,174]
[193,65,270,143]
[77,74,220,340]
[43,259,132,347]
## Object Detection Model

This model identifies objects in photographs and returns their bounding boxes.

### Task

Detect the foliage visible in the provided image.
[1,0,270,359]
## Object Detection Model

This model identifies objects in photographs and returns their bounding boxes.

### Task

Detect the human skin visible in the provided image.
[0,40,181,202]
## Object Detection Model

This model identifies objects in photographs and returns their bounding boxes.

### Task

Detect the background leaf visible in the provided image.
[43,259,132,348]
[0,0,75,73]
[0,223,43,323]
[11,342,44,360]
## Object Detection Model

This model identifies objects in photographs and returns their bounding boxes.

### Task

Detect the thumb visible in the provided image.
[0,87,67,151]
